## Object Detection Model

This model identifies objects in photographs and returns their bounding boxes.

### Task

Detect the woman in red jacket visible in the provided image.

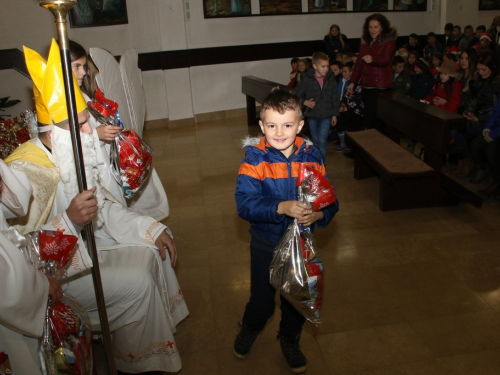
[423,59,463,113]
[347,13,397,131]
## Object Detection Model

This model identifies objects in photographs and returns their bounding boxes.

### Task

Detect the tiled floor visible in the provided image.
[141,117,500,375]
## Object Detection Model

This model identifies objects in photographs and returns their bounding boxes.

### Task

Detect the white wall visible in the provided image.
[0,0,498,121]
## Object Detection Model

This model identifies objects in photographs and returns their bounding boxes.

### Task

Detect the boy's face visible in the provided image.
[331,64,341,75]
[409,36,417,45]
[464,28,473,38]
[452,28,461,38]
[476,28,484,38]
[341,66,352,79]
[313,59,329,77]
[428,36,436,46]
[259,109,304,158]
[298,61,306,72]
[399,47,408,57]
[432,57,441,67]
[408,54,416,65]
[291,62,298,71]
[394,62,405,74]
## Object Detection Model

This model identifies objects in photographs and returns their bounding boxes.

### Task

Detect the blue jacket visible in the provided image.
[235,136,339,244]
[485,98,500,140]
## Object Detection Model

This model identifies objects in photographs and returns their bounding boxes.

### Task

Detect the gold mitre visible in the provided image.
[23,39,86,125]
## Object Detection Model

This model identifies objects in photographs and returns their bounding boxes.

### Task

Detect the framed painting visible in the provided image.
[203,0,251,18]
[353,0,388,11]
[69,0,128,28]
[479,0,500,10]
[308,0,347,13]
[394,0,427,11]
[260,0,302,15]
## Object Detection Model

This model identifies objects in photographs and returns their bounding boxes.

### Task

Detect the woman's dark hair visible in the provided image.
[68,40,87,63]
[460,48,479,90]
[361,13,395,42]
[477,50,499,74]
[81,56,99,99]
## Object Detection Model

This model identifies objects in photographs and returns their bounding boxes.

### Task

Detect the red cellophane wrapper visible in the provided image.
[0,352,13,375]
[269,164,335,325]
[4,228,93,375]
[111,129,153,199]
[0,115,32,160]
[87,88,153,199]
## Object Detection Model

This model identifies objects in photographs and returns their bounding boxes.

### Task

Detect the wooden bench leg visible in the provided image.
[380,176,438,211]
[354,151,376,180]
[246,95,258,126]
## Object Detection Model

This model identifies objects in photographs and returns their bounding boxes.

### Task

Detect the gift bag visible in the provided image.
[87,88,153,199]
[269,164,336,325]
[2,228,93,375]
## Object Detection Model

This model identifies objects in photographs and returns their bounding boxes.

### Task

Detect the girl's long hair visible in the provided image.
[460,48,478,92]
[329,24,345,49]
[81,56,99,99]
[434,74,455,101]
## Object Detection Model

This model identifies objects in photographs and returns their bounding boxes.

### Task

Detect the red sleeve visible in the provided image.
[442,81,463,113]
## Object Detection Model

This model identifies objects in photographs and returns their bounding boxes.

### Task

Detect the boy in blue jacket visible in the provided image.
[234,89,339,373]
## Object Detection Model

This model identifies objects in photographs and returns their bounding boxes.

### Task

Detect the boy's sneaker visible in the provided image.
[233,323,259,359]
[334,143,349,152]
[278,332,307,374]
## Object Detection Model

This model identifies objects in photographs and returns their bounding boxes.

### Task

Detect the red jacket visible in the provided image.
[351,31,397,89]
[424,80,463,113]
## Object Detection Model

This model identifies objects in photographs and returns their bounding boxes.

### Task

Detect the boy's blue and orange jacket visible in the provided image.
[235,136,339,244]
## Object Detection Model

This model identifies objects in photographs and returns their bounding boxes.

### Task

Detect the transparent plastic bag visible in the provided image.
[269,164,335,325]
[269,220,324,325]
[2,228,93,375]
[87,88,153,199]
[110,129,153,199]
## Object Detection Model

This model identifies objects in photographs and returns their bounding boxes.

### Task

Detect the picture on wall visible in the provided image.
[69,0,128,28]
[203,0,251,18]
[260,0,302,15]
[394,0,427,10]
[479,0,500,10]
[308,0,347,13]
[353,0,388,11]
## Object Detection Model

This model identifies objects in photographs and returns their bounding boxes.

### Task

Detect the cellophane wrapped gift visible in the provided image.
[269,164,336,325]
[87,88,153,199]
[2,227,92,375]
[0,352,13,375]
[0,114,32,160]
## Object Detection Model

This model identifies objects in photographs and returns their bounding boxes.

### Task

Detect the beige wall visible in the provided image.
[0,0,498,122]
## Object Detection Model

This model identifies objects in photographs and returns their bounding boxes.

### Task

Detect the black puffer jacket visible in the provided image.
[466,74,500,120]
[295,70,340,119]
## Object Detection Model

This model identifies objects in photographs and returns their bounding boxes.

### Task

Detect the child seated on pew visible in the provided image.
[422,59,463,113]
[430,52,443,77]
[407,50,419,74]
[393,56,411,95]
[408,58,434,100]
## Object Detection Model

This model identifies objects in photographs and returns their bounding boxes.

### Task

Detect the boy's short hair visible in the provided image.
[445,23,454,31]
[343,61,354,70]
[259,88,303,121]
[477,25,486,32]
[409,33,418,39]
[312,51,329,64]
[291,57,299,64]
[330,60,343,68]
[408,50,420,58]
[427,32,437,38]
[393,56,406,66]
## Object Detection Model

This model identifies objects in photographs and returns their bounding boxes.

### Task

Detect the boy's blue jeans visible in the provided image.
[307,116,331,162]
[242,234,305,337]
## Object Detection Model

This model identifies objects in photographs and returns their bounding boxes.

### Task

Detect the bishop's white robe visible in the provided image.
[6,138,188,373]
[0,161,46,375]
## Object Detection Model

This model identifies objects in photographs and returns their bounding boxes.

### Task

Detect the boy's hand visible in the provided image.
[331,116,337,126]
[304,99,316,108]
[277,201,324,227]
[277,201,309,218]
[298,209,324,227]
[347,83,355,95]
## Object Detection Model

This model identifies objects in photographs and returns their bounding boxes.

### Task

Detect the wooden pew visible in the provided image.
[376,91,482,207]
[346,129,438,211]
[241,76,291,125]
[377,91,467,173]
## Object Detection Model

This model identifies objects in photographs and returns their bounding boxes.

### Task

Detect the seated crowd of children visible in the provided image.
[287,18,500,200]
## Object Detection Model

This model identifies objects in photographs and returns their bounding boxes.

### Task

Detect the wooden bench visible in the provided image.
[241,76,291,125]
[377,91,482,207]
[346,129,438,211]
